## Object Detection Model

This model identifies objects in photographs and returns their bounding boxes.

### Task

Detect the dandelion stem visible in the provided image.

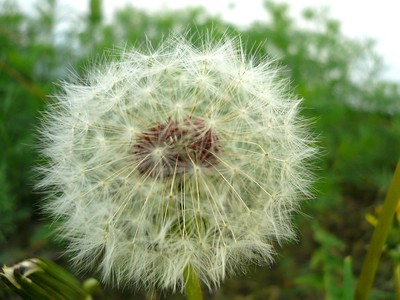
[184,264,203,300]
[355,160,400,300]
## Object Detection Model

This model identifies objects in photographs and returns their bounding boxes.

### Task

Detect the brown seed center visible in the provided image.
[133,117,220,178]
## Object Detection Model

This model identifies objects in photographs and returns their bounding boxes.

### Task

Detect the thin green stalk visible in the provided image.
[0,58,46,100]
[343,256,355,300]
[395,263,400,300]
[184,265,203,300]
[355,161,400,300]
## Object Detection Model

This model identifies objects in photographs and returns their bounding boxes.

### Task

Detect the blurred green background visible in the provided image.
[1,0,399,299]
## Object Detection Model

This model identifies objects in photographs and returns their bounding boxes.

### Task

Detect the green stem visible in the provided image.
[355,161,400,300]
[395,263,400,300]
[184,264,203,300]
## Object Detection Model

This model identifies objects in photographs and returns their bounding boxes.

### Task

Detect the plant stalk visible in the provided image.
[355,160,400,299]
[395,263,400,300]
[184,264,203,300]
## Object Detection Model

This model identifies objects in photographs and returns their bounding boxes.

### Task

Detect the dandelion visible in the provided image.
[37,34,316,293]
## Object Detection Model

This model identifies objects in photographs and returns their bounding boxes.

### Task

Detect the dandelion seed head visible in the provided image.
[38,34,317,291]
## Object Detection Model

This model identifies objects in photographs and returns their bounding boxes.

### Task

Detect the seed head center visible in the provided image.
[133,117,220,178]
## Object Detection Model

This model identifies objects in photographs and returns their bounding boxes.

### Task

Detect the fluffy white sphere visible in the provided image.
[38,35,316,291]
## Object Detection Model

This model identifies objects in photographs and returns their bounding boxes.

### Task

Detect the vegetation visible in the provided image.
[1,0,399,299]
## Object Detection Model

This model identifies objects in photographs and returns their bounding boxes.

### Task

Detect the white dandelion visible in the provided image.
[37,34,316,292]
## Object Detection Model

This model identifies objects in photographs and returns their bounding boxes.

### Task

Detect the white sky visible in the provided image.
[20,0,400,82]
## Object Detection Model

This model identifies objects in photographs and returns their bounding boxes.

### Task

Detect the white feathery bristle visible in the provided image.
[37,34,317,291]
